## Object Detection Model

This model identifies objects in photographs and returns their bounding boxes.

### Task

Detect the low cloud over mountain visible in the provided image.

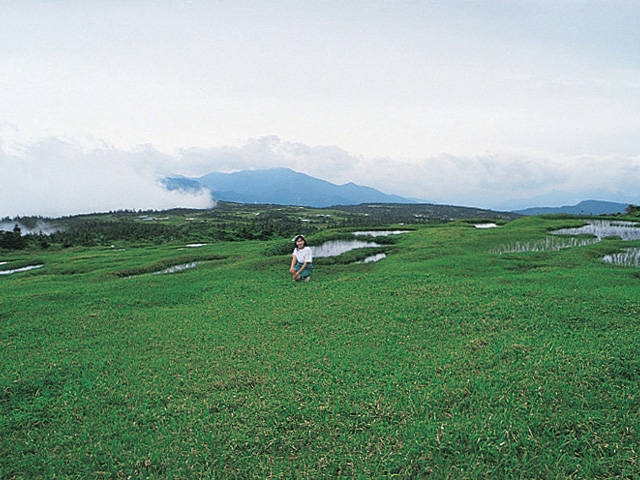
[0,137,214,218]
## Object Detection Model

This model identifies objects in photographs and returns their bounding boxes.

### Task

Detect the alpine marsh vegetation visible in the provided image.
[1,214,639,478]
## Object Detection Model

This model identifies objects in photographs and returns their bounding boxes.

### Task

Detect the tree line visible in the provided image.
[8,200,613,252]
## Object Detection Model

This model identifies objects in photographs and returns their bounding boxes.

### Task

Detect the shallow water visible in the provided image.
[353,230,410,237]
[551,220,640,240]
[603,248,640,268]
[492,220,640,255]
[154,262,201,274]
[361,253,387,263]
[490,236,598,254]
[312,240,381,258]
[0,264,44,275]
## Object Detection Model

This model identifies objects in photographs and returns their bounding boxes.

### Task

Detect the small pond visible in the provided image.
[490,236,599,254]
[360,253,387,263]
[492,220,640,255]
[474,223,498,229]
[551,220,640,240]
[603,248,640,268]
[312,240,381,258]
[154,262,201,274]
[0,264,44,275]
[353,230,410,237]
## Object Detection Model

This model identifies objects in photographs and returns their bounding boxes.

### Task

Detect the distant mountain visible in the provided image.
[163,168,420,207]
[513,200,629,216]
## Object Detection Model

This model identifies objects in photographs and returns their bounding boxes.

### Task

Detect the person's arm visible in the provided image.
[289,254,298,273]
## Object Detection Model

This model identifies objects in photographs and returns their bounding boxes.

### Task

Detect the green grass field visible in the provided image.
[1,216,639,478]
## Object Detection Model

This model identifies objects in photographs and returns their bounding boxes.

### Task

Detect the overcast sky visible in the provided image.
[2,0,639,217]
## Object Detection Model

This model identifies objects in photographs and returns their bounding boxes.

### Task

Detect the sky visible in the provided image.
[1,0,639,218]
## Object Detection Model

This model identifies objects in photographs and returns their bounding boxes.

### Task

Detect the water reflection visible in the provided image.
[492,220,640,255]
[312,240,381,258]
[361,253,387,263]
[353,230,409,237]
[603,248,640,268]
[154,262,201,274]
[490,237,598,254]
[0,264,44,275]
[551,220,640,240]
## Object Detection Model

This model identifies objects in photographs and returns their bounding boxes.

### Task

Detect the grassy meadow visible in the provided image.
[1,215,639,478]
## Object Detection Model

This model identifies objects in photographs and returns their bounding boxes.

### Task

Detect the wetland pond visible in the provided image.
[311,231,409,263]
[491,220,640,267]
[603,248,640,268]
[550,220,640,241]
[312,240,382,258]
[474,223,498,229]
[0,264,44,275]
[155,262,201,274]
[353,230,410,237]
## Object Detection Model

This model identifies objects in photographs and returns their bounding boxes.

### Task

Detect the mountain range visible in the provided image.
[163,168,631,214]
[512,200,629,216]
[163,168,420,208]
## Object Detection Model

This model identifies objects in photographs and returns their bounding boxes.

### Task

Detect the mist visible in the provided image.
[1,137,215,218]
[0,220,62,235]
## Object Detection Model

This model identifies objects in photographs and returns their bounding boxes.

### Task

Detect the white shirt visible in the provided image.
[293,246,313,264]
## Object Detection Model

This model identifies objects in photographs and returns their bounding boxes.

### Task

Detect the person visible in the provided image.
[289,234,313,282]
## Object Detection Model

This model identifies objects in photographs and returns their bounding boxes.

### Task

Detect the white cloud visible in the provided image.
[0,138,214,218]
[2,134,639,218]
[179,136,360,183]
[375,152,640,210]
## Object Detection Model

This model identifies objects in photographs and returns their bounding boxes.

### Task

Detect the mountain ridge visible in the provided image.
[163,168,421,207]
[163,169,633,214]
[512,199,629,216]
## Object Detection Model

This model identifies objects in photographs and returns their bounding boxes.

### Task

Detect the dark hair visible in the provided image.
[293,235,307,247]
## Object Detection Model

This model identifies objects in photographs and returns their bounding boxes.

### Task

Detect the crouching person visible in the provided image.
[289,234,313,282]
